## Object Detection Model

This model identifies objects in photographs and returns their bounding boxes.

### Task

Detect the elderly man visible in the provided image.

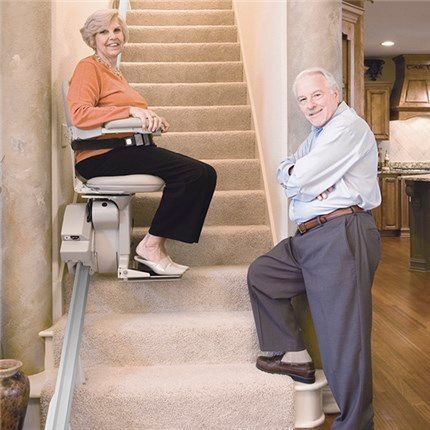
[247,67,381,430]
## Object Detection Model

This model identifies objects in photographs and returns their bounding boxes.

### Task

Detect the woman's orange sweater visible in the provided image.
[67,55,148,163]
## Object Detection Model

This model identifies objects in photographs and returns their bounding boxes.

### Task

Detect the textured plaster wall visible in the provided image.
[51,0,110,319]
[1,1,52,373]
[287,0,342,233]
[233,1,288,241]
[287,0,342,370]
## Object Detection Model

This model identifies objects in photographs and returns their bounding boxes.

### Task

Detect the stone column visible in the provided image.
[1,1,52,374]
[287,0,342,368]
[286,0,342,412]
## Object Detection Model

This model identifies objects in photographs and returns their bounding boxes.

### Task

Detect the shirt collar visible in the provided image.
[311,101,349,134]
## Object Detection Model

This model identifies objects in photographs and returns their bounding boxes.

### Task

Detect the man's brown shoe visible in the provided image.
[256,355,316,384]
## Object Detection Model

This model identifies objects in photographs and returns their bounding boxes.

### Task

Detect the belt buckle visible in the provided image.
[298,223,307,234]
[134,134,144,146]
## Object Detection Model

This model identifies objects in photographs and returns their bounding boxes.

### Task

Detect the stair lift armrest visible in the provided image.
[69,119,162,141]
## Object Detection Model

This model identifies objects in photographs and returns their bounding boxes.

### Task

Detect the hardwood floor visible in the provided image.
[302,237,430,430]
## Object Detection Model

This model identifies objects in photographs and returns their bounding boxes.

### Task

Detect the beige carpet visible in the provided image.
[41,1,295,428]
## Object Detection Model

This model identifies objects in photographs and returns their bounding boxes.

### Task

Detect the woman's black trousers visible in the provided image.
[75,145,217,244]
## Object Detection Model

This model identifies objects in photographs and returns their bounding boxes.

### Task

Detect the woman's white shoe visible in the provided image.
[172,261,190,271]
[134,255,188,276]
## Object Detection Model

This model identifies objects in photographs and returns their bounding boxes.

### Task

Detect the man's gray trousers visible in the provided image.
[247,212,381,430]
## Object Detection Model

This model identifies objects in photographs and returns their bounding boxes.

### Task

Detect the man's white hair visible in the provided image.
[293,67,340,98]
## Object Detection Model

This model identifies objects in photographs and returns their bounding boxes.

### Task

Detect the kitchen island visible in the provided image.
[404,174,430,271]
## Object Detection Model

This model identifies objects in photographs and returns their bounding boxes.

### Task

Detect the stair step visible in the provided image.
[152,105,251,132]
[122,61,243,83]
[207,158,261,191]
[128,24,237,43]
[64,265,251,314]
[132,82,247,106]
[133,190,266,227]
[127,9,234,26]
[123,42,240,62]
[130,0,233,10]
[132,224,272,266]
[40,364,295,429]
[52,311,259,367]
[154,131,255,159]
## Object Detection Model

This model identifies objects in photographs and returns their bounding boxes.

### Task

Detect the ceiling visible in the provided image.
[364,0,430,57]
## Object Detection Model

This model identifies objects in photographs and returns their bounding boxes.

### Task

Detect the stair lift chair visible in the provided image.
[60,82,180,280]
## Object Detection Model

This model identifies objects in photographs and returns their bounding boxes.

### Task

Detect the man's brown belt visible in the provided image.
[298,205,364,234]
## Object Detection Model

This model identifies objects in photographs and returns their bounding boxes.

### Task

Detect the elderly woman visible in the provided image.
[68,9,217,276]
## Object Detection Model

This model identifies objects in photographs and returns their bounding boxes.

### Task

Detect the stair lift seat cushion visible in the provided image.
[86,174,165,193]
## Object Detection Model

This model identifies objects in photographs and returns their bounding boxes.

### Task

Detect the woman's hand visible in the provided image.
[129,107,169,133]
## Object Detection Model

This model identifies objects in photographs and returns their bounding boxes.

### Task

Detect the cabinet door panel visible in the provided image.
[400,177,410,237]
[365,87,390,140]
[381,176,399,230]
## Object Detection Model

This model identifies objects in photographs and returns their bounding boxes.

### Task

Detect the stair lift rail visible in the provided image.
[44,263,90,430]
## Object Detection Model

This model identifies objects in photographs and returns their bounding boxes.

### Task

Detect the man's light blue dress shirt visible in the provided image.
[277,102,381,224]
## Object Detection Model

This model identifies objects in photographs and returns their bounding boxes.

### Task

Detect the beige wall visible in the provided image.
[51,1,110,319]
[233,0,288,241]
[1,0,52,373]
[364,56,395,84]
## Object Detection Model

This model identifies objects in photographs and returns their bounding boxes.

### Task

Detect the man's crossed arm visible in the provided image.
[287,165,333,200]
[278,122,373,202]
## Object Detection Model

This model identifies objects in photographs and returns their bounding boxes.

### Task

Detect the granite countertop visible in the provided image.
[378,161,430,175]
[402,174,430,182]
[380,169,429,174]
[388,161,430,170]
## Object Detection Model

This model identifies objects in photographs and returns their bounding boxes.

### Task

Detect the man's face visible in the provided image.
[295,73,340,127]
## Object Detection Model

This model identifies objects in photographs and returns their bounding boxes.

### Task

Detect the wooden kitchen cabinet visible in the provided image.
[380,173,400,232]
[365,82,391,140]
[371,203,382,230]
[374,173,411,236]
[399,177,410,237]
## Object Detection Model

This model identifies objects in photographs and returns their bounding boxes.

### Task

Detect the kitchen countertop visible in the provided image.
[402,174,430,182]
[380,169,430,174]
[378,162,430,175]
[388,161,430,170]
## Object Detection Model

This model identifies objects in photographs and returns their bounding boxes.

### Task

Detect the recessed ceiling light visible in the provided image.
[381,41,395,47]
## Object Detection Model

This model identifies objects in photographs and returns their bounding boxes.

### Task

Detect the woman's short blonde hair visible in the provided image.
[80,9,128,50]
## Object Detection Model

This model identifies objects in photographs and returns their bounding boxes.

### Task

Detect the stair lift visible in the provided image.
[44,84,181,430]
[59,82,181,281]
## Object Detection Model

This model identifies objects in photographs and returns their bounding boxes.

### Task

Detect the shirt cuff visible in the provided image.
[277,161,295,188]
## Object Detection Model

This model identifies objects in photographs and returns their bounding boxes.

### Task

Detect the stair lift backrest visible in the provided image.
[61,81,165,195]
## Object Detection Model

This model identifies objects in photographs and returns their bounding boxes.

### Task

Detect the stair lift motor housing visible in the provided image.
[61,203,95,274]
[61,200,121,275]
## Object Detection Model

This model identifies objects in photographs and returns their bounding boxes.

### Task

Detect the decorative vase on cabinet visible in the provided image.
[0,360,30,430]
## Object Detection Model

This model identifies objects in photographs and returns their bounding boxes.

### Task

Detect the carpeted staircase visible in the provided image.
[41,1,296,428]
